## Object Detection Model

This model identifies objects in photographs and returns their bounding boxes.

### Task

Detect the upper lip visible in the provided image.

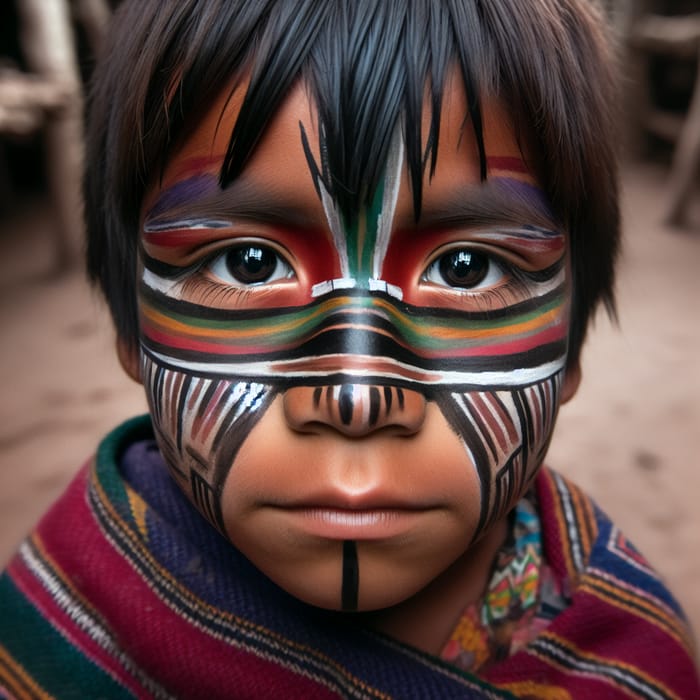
[271,489,434,512]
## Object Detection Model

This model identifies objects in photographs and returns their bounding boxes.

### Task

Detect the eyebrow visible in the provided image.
[144,174,324,231]
[400,179,560,234]
[145,170,560,239]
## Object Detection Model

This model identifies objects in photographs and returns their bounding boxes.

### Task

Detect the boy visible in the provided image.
[1,1,698,697]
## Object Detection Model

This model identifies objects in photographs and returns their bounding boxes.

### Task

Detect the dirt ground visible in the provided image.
[0,160,698,639]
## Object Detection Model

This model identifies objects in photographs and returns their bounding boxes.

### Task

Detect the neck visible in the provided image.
[359,517,508,656]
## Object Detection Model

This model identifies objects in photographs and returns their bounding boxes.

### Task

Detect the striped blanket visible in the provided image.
[1,416,698,699]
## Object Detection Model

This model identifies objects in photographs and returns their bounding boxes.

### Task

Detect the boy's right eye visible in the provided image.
[207,243,294,286]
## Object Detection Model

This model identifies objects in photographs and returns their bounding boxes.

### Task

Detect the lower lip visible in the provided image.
[282,508,424,540]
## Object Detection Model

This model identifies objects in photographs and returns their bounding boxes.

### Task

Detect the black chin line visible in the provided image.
[341,540,359,612]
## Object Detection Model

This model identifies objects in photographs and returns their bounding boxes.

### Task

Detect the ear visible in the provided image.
[116,337,142,384]
[560,360,581,405]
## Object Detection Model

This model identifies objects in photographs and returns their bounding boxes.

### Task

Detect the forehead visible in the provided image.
[143,71,542,221]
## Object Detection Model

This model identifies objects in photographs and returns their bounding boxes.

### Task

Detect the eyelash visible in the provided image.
[179,274,256,307]
[460,277,530,310]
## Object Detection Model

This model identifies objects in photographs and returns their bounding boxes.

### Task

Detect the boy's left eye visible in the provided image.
[424,248,505,290]
[208,244,294,286]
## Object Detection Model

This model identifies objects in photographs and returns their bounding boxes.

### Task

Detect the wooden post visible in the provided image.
[72,0,111,56]
[618,0,656,158]
[666,45,700,227]
[630,13,700,226]
[16,0,84,270]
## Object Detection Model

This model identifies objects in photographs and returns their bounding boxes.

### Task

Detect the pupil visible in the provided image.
[439,250,488,288]
[227,246,276,283]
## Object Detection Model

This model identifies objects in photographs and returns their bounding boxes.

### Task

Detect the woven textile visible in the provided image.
[0,416,697,699]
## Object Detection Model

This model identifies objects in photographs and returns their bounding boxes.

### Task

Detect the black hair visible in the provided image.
[85,0,620,368]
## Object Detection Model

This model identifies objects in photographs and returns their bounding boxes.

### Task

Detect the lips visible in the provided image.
[269,489,435,540]
[278,486,437,511]
[278,506,429,540]
[301,509,404,527]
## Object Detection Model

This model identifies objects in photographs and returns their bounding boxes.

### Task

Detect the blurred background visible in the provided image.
[1,0,699,641]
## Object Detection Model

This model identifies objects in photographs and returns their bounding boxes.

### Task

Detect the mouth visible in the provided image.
[261,482,441,540]
[295,507,424,538]
[281,507,432,540]
[271,494,434,540]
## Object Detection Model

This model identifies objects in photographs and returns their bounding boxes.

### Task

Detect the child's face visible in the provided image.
[129,74,578,611]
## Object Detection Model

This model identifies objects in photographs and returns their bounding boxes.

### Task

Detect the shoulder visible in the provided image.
[484,467,700,699]
[535,467,689,620]
[0,416,167,698]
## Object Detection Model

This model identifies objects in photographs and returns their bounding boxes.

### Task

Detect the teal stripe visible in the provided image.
[339,170,385,279]
[0,573,135,698]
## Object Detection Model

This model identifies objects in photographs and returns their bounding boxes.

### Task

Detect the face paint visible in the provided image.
[300,124,404,298]
[140,270,565,384]
[136,83,571,611]
[140,356,274,533]
[342,540,359,612]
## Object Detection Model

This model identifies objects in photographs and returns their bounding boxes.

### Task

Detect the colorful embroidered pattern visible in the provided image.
[441,495,568,674]
[483,472,699,700]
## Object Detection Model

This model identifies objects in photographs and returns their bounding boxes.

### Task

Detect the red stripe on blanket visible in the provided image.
[484,470,698,700]
[485,588,694,700]
[6,477,155,697]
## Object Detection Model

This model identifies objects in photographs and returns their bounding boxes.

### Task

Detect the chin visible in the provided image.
[255,551,449,614]
[277,576,424,613]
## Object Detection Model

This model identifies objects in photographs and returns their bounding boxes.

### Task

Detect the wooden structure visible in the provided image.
[610,0,700,226]
[0,0,110,270]
[628,9,700,227]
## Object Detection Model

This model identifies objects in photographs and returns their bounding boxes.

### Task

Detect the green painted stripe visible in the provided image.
[330,176,385,279]
[144,293,565,356]
[361,177,386,277]
[148,292,564,334]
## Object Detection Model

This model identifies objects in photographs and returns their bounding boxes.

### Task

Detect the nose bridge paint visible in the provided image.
[312,126,404,284]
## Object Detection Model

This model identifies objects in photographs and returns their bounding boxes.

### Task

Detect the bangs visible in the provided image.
[176,1,493,221]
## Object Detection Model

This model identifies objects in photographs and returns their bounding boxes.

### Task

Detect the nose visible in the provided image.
[283,384,427,437]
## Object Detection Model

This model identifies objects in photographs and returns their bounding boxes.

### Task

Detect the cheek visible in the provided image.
[437,372,562,538]
[140,353,277,533]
